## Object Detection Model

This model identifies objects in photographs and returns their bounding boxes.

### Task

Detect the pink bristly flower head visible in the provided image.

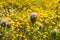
[30,12,39,24]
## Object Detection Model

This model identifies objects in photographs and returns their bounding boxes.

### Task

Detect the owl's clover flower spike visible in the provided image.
[30,12,38,24]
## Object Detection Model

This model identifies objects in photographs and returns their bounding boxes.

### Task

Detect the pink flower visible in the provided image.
[30,12,38,23]
[6,21,11,27]
[0,19,11,27]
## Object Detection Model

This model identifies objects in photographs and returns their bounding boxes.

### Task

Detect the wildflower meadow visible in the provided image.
[0,0,60,40]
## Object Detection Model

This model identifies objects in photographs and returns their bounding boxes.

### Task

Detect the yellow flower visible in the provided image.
[33,36,37,39]
[19,33,22,37]
[44,32,48,35]
[11,26,15,30]
[43,35,47,38]
[25,39,27,40]
[26,26,30,30]
[16,34,19,37]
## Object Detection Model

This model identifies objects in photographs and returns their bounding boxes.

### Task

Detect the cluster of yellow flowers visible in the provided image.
[0,0,60,40]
